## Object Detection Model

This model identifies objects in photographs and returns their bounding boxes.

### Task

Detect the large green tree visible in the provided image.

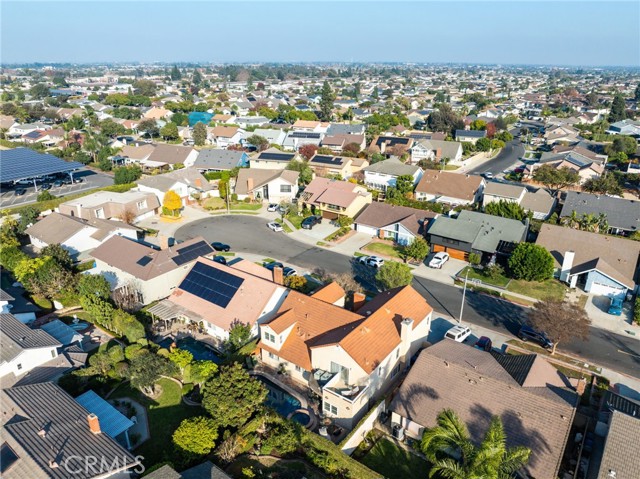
[583,174,623,196]
[375,261,413,290]
[532,165,580,193]
[160,122,179,140]
[192,122,207,146]
[403,237,430,263]
[319,81,335,121]
[127,352,172,394]
[285,159,313,185]
[173,416,218,457]
[170,65,182,81]
[508,243,555,282]
[485,200,526,220]
[202,363,267,428]
[608,93,626,122]
[421,409,531,479]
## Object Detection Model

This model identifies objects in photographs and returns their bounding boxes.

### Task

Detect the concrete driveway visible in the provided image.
[297,221,339,241]
[585,294,635,334]
[415,254,467,285]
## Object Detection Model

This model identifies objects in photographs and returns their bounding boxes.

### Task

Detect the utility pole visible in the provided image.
[459,269,469,324]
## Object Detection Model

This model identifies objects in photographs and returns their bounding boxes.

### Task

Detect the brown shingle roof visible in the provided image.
[303,177,369,208]
[211,126,239,138]
[536,224,640,289]
[354,202,437,237]
[147,144,195,165]
[597,411,640,479]
[390,341,578,479]
[415,171,484,201]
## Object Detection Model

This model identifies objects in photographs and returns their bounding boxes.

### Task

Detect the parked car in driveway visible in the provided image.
[213,255,227,265]
[211,242,231,252]
[445,325,471,342]
[267,222,283,232]
[267,203,278,212]
[283,267,297,277]
[607,297,623,316]
[518,325,554,350]
[482,172,494,179]
[358,255,384,268]
[301,215,322,230]
[429,252,450,269]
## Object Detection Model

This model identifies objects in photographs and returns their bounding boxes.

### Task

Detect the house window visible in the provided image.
[324,402,338,415]
[95,208,105,219]
[137,200,147,210]
[295,365,302,372]
[51,350,56,358]
[268,352,279,361]
[395,348,399,359]
[279,335,283,344]
[280,184,292,193]
[391,364,401,378]
[378,366,383,377]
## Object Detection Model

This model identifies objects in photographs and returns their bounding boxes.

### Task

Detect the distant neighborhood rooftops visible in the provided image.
[363,157,421,177]
[560,191,640,232]
[193,149,247,171]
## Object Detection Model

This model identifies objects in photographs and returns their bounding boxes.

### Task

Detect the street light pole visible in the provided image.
[459,269,469,324]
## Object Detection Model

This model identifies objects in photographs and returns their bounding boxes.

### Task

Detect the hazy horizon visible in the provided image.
[2,1,639,67]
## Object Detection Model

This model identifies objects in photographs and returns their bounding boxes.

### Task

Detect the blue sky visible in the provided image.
[2,1,639,66]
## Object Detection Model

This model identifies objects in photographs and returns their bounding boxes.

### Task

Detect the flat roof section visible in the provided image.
[0,148,83,183]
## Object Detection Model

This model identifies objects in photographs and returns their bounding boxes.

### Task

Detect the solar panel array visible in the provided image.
[172,240,213,266]
[312,155,344,166]
[259,152,295,161]
[0,148,84,183]
[179,261,244,308]
[290,131,321,139]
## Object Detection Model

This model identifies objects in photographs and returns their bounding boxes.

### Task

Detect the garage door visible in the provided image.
[433,244,467,261]
[588,282,626,297]
[322,210,339,220]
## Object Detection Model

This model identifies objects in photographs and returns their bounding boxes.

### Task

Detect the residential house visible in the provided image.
[283,130,324,150]
[320,134,366,153]
[235,168,299,203]
[414,171,485,206]
[369,135,414,157]
[543,124,581,145]
[211,126,245,149]
[300,177,372,219]
[148,257,288,341]
[595,411,640,479]
[145,144,199,169]
[90,235,216,305]
[536,224,640,298]
[137,168,214,207]
[250,148,299,170]
[251,128,287,147]
[259,285,433,428]
[560,191,640,235]
[427,210,528,261]
[235,116,270,129]
[483,181,527,205]
[530,150,604,184]
[455,129,487,144]
[0,313,61,380]
[353,202,437,245]
[291,120,329,133]
[410,138,463,164]
[143,106,173,120]
[308,154,369,179]
[58,190,160,223]
[26,212,139,256]
[389,341,578,479]
[212,113,235,124]
[0,382,139,479]
[606,119,640,137]
[363,158,423,191]
[21,128,64,147]
[120,143,155,164]
[326,123,366,136]
[192,149,249,172]
[519,188,557,220]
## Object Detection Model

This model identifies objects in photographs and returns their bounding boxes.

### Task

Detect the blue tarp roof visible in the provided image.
[75,390,134,439]
[0,148,83,183]
[40,319,83,346]
[188,111,213,127]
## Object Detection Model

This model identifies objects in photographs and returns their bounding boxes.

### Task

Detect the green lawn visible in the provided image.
[287,213,304,229]
[363,241,404,259]
[507,278,566,301]
[203,198,263,211]
[203,197,225,210]
[459,266,510,288]
[31,295,53,311]
[111,378,201,468]
[231,202,262,211]
[360,438,430,479]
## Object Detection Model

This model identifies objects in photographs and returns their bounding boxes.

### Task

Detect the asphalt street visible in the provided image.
[467,136,525,176]
[176,215,640,378]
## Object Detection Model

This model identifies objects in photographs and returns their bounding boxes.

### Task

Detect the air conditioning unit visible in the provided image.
[392,424,405,441]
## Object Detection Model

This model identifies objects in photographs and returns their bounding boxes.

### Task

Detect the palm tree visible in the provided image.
[421,409,530,479]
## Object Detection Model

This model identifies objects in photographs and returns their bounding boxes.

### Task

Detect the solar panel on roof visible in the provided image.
[312,155,343,166]
[291,132,321,139]
[0,148,84,183]
[136,256,153,267]
[259,152,295,161]
[179,261,244,308]
[172,241,213,266]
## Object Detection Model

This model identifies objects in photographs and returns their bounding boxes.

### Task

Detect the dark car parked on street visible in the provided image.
[211,242,231,252]
[518,325,554,350]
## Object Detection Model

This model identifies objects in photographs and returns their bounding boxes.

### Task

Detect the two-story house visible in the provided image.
[415,171,485,206]
[136,168,214,207]
[58,190,160,223]
[300,177,372,219]
[362,158,423,191]
[410,139,463,164]
[258,285,433,428]
[308,154,369,179]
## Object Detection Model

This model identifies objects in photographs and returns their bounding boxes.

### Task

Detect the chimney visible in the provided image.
[87,413,101,434]
[49,460,59,469]
[247,177,254,193]
[352,292,366,312]
[273,266,284,286]
[400,317,414,357]
[436,148,442,159]
[559,250,575,283]
[380,142,386,154]
[158,235,170,250]
[194,178,202,188]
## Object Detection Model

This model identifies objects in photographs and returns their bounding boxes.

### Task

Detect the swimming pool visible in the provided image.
[257,376,302,418]
[158,337,222,364]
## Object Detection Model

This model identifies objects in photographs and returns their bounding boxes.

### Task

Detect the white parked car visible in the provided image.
[444,325,472,343]
[429,252,450,269]
[267,203,278,212]
[358,255,385,268]
[267,222,283,232]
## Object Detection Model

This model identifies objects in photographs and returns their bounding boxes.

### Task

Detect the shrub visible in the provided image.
[508,243,555,282]
[37,191,56,202]
[468,252,481,265]
[634,298,640,326]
